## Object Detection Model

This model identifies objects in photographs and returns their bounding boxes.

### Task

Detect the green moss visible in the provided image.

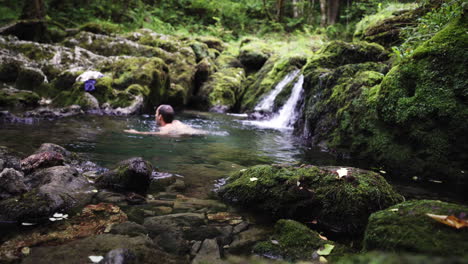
[79,21,121,35]
[199,67,245,111]
[363,200,468,256]
[336,251,468,264]
[0,59,21,82]
[253,219,348,261]
[0,88,40,108]
[354,3,418,41]
[219,164,403,234]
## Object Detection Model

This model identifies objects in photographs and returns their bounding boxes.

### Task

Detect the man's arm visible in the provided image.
[123,129,162,135]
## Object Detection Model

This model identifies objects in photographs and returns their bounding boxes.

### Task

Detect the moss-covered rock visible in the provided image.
[238,41,272,72]
[198,67,245,112]
[0,88,40,108]
[253,219,347,262]
[336,251,468,264]
[363,200,468,256]
[374,16,468,181]
[219,164,403,235]
[79,21,121,35]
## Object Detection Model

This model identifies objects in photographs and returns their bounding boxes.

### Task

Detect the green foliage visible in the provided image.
[392,0,464,60]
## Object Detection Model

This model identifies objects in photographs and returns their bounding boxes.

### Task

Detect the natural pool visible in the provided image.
[0,111,466,202]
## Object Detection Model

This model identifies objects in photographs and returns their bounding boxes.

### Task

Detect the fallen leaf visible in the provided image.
[319,256,328,263]
[389,208,399,212]
[250,177,258,182]
[89,256,104,263]
[271,240,279,245]
[319,234,328,240]
[427,213,468,229]
[317,244,335,256]
[336,168,348,178]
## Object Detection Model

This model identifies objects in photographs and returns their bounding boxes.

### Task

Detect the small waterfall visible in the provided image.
[247,74,305,130]
[254,70,300,112]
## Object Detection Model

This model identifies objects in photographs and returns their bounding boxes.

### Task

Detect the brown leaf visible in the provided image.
[426,213,468,229]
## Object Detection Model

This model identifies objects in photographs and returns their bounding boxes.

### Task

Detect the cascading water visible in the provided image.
[246,74,305,130]
[254,69,300,112]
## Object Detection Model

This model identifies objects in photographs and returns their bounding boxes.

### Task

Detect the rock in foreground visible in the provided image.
[363,199,468,257]
[219,164,403,234]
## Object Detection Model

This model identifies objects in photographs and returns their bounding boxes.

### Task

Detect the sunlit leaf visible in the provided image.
[426,213,468,229]
[317,244,334,256]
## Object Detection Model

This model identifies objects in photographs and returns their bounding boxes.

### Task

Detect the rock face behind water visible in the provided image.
[219,164,404,235]
[95,157,152,194]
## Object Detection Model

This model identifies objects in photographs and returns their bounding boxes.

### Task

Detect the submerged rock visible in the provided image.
[95,157,153,194]
[0,87,40,108]
[363,199,468,256]
[219,164,403,234]
[335,251,468,264]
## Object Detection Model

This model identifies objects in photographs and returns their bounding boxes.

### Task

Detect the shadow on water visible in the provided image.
[1,111,467,203]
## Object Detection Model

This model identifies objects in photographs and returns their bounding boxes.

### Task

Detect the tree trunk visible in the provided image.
[319,0,327,27]
[292,0,299,18]
[276,0,285,22]
[263,0,274,20]
[20,0,46,20]
[327,0,340,25]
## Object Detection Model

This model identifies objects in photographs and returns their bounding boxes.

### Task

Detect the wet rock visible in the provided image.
[94,190,128,204]
[363,200,468,256]
[239,46,270,72]
[110,221,148,237]
[253,219,347,262]
[233,221,249,235]
[184,225,222,241]
[173,197,227,214]
[0,87,40,108]
[227,226,270,254]
[0,203,128,262]
[20,151,64,174]
[23,105,84,119]
[35,143,72,160]
[21,234,184,264]
[335,251,468,264]
[190,241,202,256]
[0,146,22,171]
[0,168,28,199]
[207,212,243,225]
[0,165,94,222]
[143,213,205,255]
[219,164,403,235]
[191,239,223,264]
[15,66,47,90]
[95,157,152,194]
[216,225,234,246]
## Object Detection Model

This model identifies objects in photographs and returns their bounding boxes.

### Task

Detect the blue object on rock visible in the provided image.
[84,79,97,92]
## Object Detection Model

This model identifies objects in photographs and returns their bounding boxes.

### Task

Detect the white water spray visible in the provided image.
[254,70,300,112]
[247,74,305,130]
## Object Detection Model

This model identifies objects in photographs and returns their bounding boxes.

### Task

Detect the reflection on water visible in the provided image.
[0,111,337,197]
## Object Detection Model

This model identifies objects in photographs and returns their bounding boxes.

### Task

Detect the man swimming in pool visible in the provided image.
[124,104,206,136]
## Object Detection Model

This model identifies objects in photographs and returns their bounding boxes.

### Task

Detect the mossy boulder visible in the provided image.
[304,41,388,71]
[238,40,273,72]
[195,36,225,53]
[336,251,468,264]
[363,200,468,257]
[199,67,245,113]
[218,164,403,235]
[0,88,40,108]
[375,16,468,181]
[253,219,347,262]
[79,21,121,35]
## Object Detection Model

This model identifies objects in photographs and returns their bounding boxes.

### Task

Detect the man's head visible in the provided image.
[155,104,174,125]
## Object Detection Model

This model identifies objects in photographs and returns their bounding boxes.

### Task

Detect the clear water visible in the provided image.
[0,111,338,198]
[0,111,466,203]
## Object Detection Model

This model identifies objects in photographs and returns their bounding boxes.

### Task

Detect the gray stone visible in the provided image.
[191,239,223,264]
[233,221,249,234]
[0,168,28,199]
[110,221,148,237]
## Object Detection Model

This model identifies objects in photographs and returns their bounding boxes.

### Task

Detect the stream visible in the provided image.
[1,111,466,203]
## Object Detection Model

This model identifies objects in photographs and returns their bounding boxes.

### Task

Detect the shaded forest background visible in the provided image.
[2,0,423,40]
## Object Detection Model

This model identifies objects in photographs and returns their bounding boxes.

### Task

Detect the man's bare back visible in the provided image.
[124,105,206,136]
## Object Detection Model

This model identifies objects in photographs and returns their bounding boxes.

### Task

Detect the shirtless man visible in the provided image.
[124,104,205,136]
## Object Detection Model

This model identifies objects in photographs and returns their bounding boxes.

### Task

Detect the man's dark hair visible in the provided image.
[157,104,174,123]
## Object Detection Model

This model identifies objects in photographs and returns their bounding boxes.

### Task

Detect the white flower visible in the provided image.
[249,177,258,182]
[336,168,348,178]
[88,256,104,263]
